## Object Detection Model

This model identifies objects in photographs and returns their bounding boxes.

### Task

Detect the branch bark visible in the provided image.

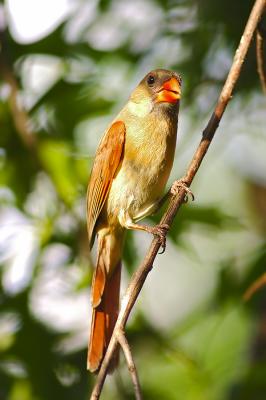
[256,29,266,93]
[1,64,37,149]
[90,0,266,398]
[244,272,266,301]
[117,329,142,400]
[0,30,37,150]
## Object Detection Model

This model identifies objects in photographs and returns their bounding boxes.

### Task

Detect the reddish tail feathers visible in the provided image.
[87,255,121,373]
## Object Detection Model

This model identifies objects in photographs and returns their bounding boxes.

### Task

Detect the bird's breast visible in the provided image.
[107,110,177,223]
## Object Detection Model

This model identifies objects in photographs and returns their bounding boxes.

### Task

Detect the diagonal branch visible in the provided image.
[256,28,266,93]
[90,0,266,398]
[243,272,266,301]
[117,329,142,400]
[0,30,37,150]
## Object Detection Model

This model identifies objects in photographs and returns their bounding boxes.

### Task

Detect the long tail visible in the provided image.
[87,231,123,373]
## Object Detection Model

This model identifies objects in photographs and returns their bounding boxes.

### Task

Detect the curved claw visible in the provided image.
[151,223,169,254]
[170,179,195,202]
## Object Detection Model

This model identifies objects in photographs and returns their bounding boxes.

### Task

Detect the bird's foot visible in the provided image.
[150,223,170,254]
[170,178,194,202]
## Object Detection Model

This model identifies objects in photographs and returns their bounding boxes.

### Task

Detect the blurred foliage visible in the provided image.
[1,0,266,399]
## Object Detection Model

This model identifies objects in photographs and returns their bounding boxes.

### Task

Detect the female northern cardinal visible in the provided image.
[87,69,182,372]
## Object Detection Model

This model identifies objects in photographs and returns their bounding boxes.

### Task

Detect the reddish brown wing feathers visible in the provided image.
[87,121,126,247]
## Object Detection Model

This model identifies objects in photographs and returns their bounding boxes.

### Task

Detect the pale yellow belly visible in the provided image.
[107,131,176,223]
[103,103,178,226]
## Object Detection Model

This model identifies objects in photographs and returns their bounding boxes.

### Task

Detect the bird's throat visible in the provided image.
[127,98,153,117]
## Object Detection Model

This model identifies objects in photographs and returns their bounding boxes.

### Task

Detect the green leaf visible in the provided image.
[38,140,78,206]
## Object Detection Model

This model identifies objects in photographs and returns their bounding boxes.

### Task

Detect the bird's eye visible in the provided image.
[147,75,155,86]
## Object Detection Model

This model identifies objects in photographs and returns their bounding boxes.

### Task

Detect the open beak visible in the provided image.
[156,77,181,104]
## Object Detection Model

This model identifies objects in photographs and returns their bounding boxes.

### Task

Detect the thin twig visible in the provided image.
[0,30,37,149]
[256,29,266,93]
[243,272,266,301]
[90,1,266,398]
[117,329,142,400]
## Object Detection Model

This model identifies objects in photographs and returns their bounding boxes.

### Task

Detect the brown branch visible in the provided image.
[90,0,266,398]
[1,65,37,149]
[117,329,142,400]
[256,29,266,93]
[0,29,37,149]
[243,272,266,301]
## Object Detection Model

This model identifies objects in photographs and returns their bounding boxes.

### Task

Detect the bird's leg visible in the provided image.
[129,221,169,253]
[151,191,170,213]
[170,178,194,202]
[151,178,194,215]
[119,212,169,253]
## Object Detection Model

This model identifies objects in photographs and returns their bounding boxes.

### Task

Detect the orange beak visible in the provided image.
[156,77,181,103]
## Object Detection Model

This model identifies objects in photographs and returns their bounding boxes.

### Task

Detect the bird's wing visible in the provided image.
[87,120,126,247]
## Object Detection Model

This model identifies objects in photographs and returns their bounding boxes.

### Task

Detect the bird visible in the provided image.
[87,68,186,373]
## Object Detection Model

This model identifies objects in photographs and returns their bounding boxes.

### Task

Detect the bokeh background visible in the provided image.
[1,0,266,399]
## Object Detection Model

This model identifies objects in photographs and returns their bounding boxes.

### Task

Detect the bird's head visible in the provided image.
[129,69,181,116]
